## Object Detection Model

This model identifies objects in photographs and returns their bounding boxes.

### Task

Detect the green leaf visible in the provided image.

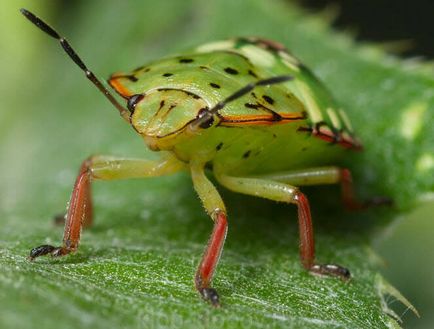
[1,0,431,328]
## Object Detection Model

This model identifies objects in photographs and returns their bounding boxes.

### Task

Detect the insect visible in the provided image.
[22,8,389,307]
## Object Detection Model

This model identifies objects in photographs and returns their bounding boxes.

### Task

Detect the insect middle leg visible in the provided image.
[190,161,227,307]
[259,166,392,210]
[29,155,185,260]
[214,171,350,280]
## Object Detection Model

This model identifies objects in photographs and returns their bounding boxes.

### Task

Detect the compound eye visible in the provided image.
[127,94,144,113]
[196,107,214,129]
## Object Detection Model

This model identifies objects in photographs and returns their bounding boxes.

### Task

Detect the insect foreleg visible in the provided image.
[28,155,185,260]
[190,161,227,307]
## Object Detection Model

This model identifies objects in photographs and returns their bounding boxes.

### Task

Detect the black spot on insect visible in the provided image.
[216,142,223,151]
[162,73,173,77]
[192,94,200,99]
[209,82,221,89]
[251,92,257,99]
[159,100,165,110]
[144,67,151,72]
[248,69,258,78]
[127,94,144,113]
[199,65,209,70]
[245,103,259,109]
[133,65,145,73]
[262,95,275,105]
[224,67,239,75]
[179,58,194,63]
[272,134,277,138]
[243,150,251,159]
[125,75,138,82]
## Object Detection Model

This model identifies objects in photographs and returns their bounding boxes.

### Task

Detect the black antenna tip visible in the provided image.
[20,8,35,22]
[20,8,60,39]
[19,8,130,121]
[20,8,35,20]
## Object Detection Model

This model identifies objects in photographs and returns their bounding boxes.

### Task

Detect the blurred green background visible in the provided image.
[1,1,433,328]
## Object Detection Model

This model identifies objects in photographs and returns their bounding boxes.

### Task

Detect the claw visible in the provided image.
[310,264,351,281]
[28,244,66,261]
[199,287,221,307]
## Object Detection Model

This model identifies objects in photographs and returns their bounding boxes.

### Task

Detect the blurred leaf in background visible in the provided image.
[0,0,433,328]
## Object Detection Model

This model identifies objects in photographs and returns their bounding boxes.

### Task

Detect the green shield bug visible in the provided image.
[21,8,390,307]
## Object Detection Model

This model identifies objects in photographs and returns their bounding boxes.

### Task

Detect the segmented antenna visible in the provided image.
[20,8,130,122]
[192,75,293,129]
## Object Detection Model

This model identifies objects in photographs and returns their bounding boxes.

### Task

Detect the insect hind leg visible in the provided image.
[259,166,393,210]
[214,171,351,280]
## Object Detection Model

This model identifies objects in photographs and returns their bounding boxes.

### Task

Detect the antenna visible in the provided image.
[191,75,293,129]
[20,8,130,122]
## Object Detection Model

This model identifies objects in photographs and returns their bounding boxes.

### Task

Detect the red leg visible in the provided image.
[62,159,93,251]
[294,191,350,280]
[340,169,392,210]
[79,159,93,228]
[294,192,314,269]
[29,158,93,259]
[195,210,228,307]
[28,155,185,260]
[215,172,353,281]
[257,167,392,210]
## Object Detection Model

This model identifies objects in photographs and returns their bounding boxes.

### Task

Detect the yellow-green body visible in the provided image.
[109,37,361,177]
